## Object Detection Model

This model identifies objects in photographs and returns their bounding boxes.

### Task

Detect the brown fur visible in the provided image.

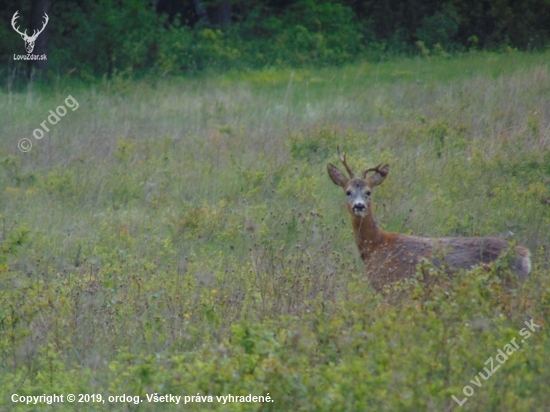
[328,155,531,291]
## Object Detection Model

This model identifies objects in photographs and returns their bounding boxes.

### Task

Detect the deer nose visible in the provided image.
[353,203,366,211]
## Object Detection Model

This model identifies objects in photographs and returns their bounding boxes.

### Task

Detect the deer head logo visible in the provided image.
[11,10,49,54]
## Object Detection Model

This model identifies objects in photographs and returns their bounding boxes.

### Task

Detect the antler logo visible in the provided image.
[11,10,49,54]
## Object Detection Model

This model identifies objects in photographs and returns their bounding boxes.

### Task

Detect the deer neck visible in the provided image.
[350,203,382,258]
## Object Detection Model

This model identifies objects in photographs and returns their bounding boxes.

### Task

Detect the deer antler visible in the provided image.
[29,13,49,41]
[11,11,27,38]
[362,164,389,179]
[11,11,48,41]
[337,145,355,178]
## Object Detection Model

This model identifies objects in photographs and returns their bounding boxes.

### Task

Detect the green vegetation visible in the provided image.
[3,0,550,82]
[1,52,550,410]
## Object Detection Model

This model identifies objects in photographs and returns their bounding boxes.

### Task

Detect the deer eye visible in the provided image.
[366,190,371,196]
[345,190,352,196]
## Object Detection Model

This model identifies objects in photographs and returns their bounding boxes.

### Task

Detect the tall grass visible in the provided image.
[1,51,549,411]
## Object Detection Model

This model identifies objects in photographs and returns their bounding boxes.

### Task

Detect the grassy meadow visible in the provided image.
[1,51,550,411]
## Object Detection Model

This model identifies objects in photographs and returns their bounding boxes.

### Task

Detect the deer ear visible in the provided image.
[327,163,348,187]
[368,164,390,187]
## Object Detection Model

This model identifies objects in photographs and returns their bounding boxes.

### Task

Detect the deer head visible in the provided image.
[327,146,390,217]
[12,11,49,54]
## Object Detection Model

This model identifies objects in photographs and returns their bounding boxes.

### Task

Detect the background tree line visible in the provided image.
[1,0,550,81]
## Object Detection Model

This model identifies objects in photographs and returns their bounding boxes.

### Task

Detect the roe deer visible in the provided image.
[327,147,531,290]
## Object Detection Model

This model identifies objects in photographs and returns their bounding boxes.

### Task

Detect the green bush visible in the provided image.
[4,0,550,80]
[417,8,460,50]
[53,0,162,76]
